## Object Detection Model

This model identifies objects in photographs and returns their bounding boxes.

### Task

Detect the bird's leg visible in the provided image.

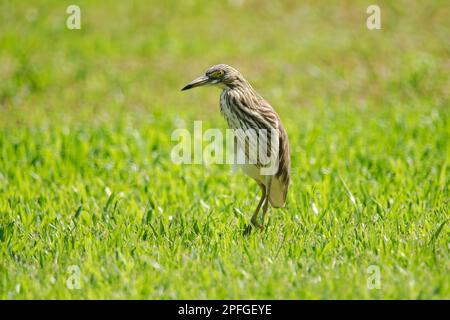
[251,183,266,227]
[244,183,266,235]
[260,176,273,227]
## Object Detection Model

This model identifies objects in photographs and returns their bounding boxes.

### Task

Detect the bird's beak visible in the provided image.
[181,75,210,91]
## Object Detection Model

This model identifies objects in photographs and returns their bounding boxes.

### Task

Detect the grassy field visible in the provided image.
[0,0,449,299]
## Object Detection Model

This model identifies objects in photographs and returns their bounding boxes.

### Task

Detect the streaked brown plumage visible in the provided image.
[182,64,290,232]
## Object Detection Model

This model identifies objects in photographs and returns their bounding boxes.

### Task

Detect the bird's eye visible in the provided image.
[210,70,224,78]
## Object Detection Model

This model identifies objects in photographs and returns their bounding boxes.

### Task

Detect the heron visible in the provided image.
[182,64,290,233]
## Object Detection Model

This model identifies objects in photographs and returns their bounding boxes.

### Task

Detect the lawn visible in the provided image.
[0,0,448,299]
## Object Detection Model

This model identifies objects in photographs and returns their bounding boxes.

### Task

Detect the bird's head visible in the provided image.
[181,64,243,91]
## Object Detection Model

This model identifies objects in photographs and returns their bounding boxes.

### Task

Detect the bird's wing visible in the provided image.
[231,97,287,173]
[225,91,290,206]
[257,99,291,207]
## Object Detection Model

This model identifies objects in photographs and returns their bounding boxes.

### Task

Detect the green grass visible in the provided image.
[0,0,449,299]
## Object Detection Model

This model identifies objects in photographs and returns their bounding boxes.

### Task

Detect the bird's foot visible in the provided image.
[243,224,253,236]
[243,221,263,236]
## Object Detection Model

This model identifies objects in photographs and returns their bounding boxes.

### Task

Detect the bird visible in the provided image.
[181,64,290,233]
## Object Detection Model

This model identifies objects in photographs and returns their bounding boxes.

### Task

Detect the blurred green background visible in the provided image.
[0,1,448,299]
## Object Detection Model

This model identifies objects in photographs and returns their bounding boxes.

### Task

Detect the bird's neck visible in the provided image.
[226,79,259,97]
